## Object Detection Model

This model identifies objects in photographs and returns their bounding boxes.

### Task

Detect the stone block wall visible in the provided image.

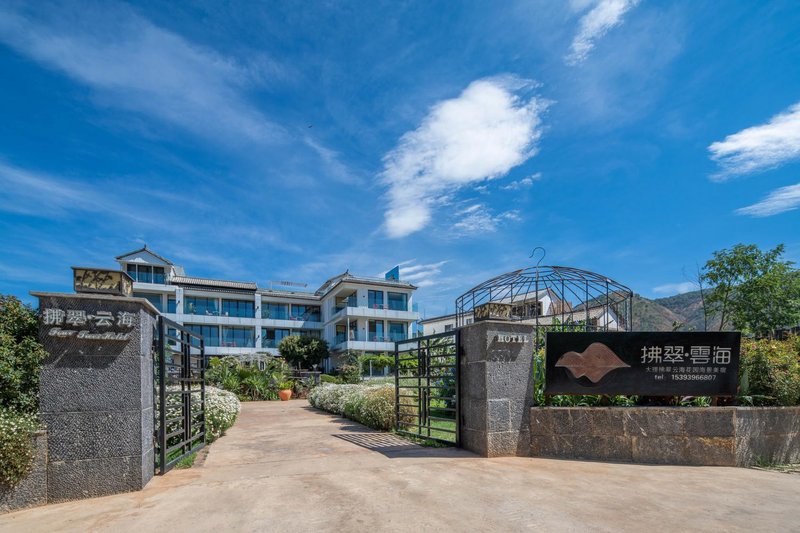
[460,321,535,457]
[530,406,800,466]
[34,292,157,503]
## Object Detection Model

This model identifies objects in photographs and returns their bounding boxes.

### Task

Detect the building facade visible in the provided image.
[116,246,419,370]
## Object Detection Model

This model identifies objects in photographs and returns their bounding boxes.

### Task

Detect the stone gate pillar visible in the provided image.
[459,321,535,457]
[32,289,159,503]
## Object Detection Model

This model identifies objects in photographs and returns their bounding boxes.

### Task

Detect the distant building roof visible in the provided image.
[315,270,416,296]
[115,245,174,265]
[171,275,258,292]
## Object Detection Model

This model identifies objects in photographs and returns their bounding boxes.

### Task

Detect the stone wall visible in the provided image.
[530,406,800,466]
[460,321,535,457]
[0,431,48,514]
[33,292,157,503]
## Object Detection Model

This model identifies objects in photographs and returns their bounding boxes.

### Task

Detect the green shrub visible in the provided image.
[0,408,39,487]
[278,335,329,369]
[207,356,288,401]
[308,383,395,430]
[739,336,800,406]
[337,351,362,384]
[320,374,342,384]
[0,296,48,414]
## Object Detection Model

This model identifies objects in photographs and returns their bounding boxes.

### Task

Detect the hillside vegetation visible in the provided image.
[633,290,721,331]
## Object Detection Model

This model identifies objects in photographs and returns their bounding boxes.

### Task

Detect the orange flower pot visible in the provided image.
[279,389,293,401]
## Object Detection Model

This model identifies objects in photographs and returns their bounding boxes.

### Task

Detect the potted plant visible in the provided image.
[278,381,294,401]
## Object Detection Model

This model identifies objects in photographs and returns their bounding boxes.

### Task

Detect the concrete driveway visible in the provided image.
[1,400,798,532]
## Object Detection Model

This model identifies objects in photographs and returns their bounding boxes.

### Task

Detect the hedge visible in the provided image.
[308,383,395,430]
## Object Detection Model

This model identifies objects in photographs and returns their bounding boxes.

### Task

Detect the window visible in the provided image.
[134,292,162,312]
[167,327,177,347]
[167,296,176,313]
[185,324,220,347]
[444,324,454,332]
[262,328,290,348]
[368,290,384,309]
[184,296,219,316]
[262,302,288,320]
[222,327,255,347]
[297,329,321,339]
[388,322,407,341]
[125,264,166,284]
[511,301,543,318]
[222,299,254,318]
[387,292,407,311]
[368,320,385,341]
[290,304,321,322]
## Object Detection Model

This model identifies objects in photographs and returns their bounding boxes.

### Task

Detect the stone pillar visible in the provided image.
[459,321,535,457]
[32,292,158,503]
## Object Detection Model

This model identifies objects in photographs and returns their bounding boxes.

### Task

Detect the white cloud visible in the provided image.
[709,103,800,180]
[502,172,542,190]
[736,182,800,217]
[0,3,283,147]
[395,260,449,288]
[653,281,696,295]
[452,204,521,236]
[566,0,640,65]
[381,77,546,238]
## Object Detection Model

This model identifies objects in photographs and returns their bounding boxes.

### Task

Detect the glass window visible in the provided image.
[184,296,219,316]
[186,324,220,347]
[152,267,166,284]
[222,299,255,318]
[388,322,407,341]
[368,320,385,341]
[444,324,454,332]
[297,329,321,339]
[262,328,290,348]
[138,265,153,283]
[262,302,288,320]
[222,326,255,348]
[134,292,162,312]
[387,292,407,311]
[126,264,137,280]
[290,304,321,321]
[167,296,176,313]
[368,290,384,309]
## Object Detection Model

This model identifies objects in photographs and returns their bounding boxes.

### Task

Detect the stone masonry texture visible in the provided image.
[530,406,800,466]
[34,293,157,504]
[460,321,535,457]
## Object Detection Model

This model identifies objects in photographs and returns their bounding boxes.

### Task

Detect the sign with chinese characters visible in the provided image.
[545,331,741,396]
[42,307,137,341]
[72,268,133,297]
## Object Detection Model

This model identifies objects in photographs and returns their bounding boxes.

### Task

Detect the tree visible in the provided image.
[277,335,329,369]
[701,244,800,336]
[0,295,48,413]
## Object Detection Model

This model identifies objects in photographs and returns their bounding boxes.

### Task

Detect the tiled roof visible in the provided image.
[115,245,174,265]
[171,275,258,291]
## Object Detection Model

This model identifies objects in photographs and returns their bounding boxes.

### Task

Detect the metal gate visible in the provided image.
[153,315,207,474]
[395,331,460,445]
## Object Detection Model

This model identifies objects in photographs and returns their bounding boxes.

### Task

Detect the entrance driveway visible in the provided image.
[1,400,798,532]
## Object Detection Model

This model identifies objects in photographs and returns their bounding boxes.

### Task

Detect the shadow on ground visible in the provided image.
[301,405,466,459]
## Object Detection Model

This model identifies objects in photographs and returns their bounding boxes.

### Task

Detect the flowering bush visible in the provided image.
[204,386,241,441]
[158,386,240,445]
[308,383,395,430]
[0,408,39,487]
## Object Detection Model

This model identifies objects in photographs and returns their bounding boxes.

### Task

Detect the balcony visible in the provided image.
[328,305,419,322]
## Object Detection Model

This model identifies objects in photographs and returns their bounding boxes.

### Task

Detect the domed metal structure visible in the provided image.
[454,265,633,341]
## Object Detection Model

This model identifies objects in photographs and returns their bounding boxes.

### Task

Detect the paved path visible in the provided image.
[1,400,798,532]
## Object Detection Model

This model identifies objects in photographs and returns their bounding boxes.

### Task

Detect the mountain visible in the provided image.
[632,290,719,331]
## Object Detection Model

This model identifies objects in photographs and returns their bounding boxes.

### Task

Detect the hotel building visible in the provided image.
[115,246,419,370]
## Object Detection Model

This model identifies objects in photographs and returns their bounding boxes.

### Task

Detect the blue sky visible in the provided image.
[1,0,799,316]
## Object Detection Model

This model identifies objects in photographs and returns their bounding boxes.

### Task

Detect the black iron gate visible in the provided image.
[153,316,207,474]
[395,331,460,445]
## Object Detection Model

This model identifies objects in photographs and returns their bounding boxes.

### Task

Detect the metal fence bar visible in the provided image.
[394,330,460,446]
